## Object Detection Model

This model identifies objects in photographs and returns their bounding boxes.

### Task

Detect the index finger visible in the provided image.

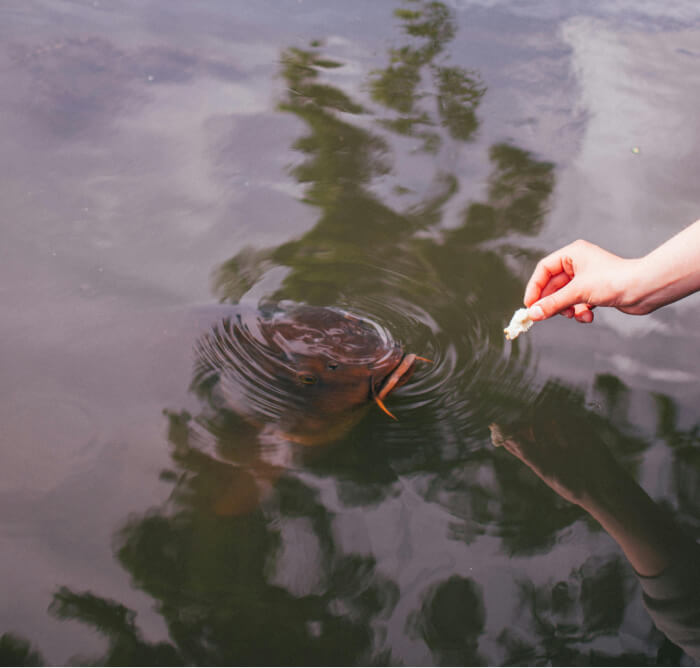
[523,247,576,307]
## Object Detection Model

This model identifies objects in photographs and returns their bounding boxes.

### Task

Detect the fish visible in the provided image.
[191,303,421,446]
[183,302,425,515]
[193,303,430,438]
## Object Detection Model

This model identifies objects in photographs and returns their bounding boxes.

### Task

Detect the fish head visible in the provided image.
[264,306,415,410]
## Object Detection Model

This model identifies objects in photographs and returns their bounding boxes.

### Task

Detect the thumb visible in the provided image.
[529,281,582,320]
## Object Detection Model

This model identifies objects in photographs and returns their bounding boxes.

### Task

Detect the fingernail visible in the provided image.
[528,305,544,321]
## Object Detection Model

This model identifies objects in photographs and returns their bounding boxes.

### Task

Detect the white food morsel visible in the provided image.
[504,308,534,340]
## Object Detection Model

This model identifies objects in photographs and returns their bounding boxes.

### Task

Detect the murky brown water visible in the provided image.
[2,1,700,664]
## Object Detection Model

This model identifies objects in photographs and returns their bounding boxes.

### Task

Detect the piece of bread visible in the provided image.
[504,308,534,340]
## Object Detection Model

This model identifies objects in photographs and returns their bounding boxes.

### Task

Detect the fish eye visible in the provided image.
[299,373,318,385]
[327,362,339,370]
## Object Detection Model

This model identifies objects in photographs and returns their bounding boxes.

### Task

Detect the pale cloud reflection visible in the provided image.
[450,0,700,24]
[606,353,698,384]
[554,18,700,254]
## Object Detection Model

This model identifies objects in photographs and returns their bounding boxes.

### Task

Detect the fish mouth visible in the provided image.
[372,353,430,420]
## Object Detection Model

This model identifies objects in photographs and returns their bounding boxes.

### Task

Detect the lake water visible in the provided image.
[2,1,700,664]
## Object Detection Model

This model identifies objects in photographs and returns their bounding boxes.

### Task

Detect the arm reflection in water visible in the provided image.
[489,416,700,662]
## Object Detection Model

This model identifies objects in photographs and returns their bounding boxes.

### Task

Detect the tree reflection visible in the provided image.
[497,557,647,666]
[49,588,183,666]
[214,1,493,307]
[0,633,44,667]
[370,3,485,150]
[652,393,700,535]
[48,416,400,664]
[406,575,486,665]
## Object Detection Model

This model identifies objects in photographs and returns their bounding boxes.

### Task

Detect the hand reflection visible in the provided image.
[490,414,700,663]
[489,416,623,511]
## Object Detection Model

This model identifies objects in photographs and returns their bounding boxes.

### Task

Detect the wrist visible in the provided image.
[617,257,656,314]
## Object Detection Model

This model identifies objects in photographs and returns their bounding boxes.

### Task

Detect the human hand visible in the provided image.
[524,240,644,323]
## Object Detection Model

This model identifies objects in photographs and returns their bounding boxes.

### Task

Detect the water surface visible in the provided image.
[2,1,700,664]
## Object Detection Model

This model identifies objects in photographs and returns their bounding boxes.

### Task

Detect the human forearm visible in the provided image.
[629,219,700,314]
